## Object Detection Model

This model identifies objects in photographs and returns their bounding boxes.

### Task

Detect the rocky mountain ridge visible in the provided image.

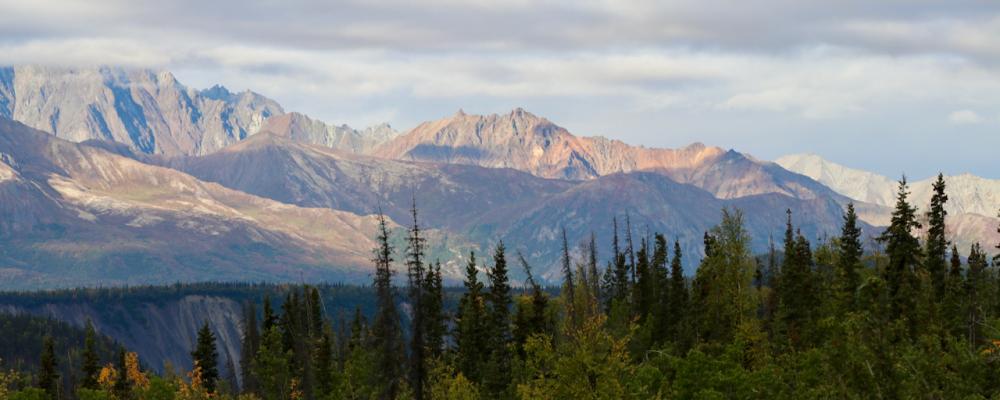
[0,65,395,157]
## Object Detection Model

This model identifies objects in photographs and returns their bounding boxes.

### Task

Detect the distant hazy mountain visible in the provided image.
[0,65,395,157]
[0,118,408,289]
[776,153,1000,250]
[775,154,898,207]
[258,112,399,155]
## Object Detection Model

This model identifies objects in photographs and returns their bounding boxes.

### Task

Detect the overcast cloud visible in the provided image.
[1,0,998,178]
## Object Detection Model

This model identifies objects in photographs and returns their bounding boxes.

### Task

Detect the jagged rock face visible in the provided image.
[374,108,847,203]
[258,112,398,154]
[777,153,1000,251]
[0,65,284,156]
[0,118,397,289]
[375,108,726,181]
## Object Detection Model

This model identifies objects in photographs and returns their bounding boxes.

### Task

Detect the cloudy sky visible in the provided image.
[1,0,998,178]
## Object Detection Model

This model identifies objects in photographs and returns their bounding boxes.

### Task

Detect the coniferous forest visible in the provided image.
[2,177,1000,399]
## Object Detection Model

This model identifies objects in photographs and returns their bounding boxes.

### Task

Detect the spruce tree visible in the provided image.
[81,320,100,390]
[262,295,277,332]
[943,245,966,338]
[423,261,446,359]
[925,174,949,298]
[371,211,404,399]
[280,291,300,354]
[484,241,513,398]
[192,321,220,393]
[38,336,58,399]
[777,211,815,346]
[456,252,486,382]
[315,328,336,397]
[308,287,324,339]
[625,214,637,289]
[348,306,369,351]
[587,232,601,307]
[837,203,864,311]
[405,200,428,400]
[601,262,616,313]
[950,244,962,279]
[633,237,654,323]
[561,227,577,327]
[966,243,988,346]
[667,239,688,342]
[651,233,670,340]
[239,301,260,395]
[257,327,291,400]
[877,178,923,330]
[611,217,630,307]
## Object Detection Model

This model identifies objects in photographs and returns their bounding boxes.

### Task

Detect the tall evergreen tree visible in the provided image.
[280,291,300,354]
[314,327,336,398]
[587,232,601,306]
[925,174,949,298]
[650,233,670,339]
[625,214,637,289]
[942,244,966,338]
[308,287,324,339]
[423,261,446,359]
[81,320,100,390]
[456,252,486,382]
[877,178,924,330]
[257,327,291,400]
[239,301,260,395]
[192,321,220,393]
[633,238,654,323]
[950,244,962,279]
[38,336,58,399]
[610,217,629,307]
[561,227,577,327]
[484,241,513,398]
[837,203,864,311]
[405,200,428,400]
[966,243,989,347]
[667,239,688,342]
[262,295,278,332]
[371,211,404,399]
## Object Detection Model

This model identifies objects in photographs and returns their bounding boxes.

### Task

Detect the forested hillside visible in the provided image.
[0,314,119,399]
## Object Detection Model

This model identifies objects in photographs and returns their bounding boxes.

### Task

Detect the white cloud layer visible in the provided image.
[949,110,984,124]
[0,0,998,178]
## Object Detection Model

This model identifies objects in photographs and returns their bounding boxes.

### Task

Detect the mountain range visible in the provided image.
[777,154,1000,251]
[0,65,995,289]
